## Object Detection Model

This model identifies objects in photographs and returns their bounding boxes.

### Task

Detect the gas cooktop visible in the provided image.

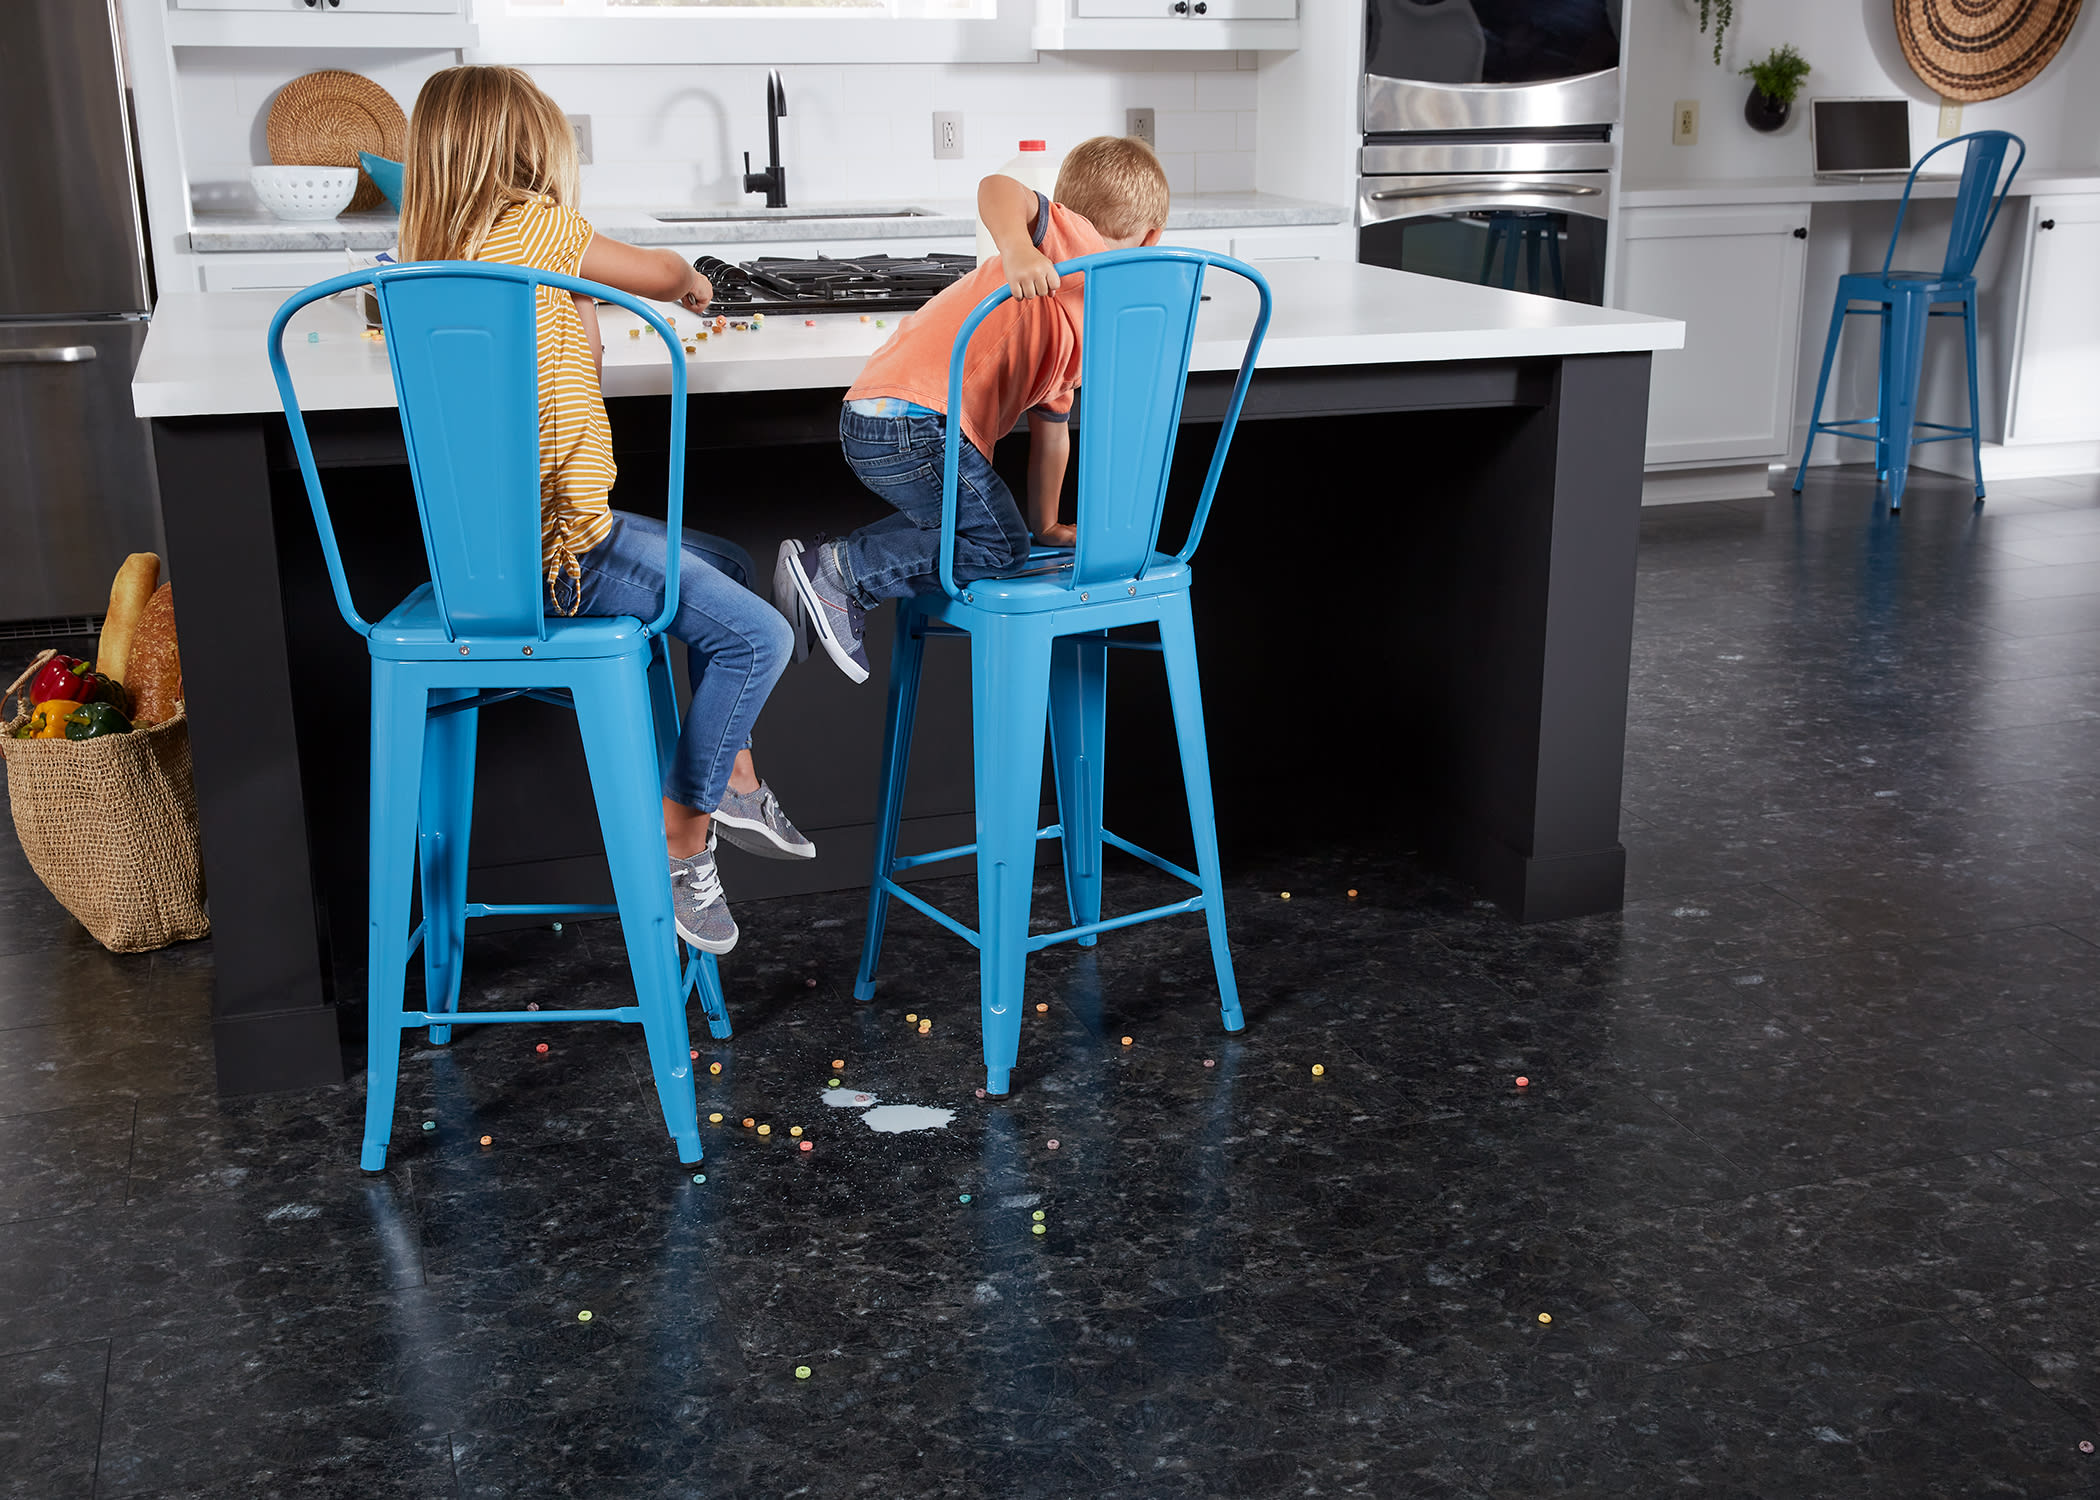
[690,253,976,314]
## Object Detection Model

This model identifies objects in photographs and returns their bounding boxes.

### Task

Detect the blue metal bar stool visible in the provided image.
[1792,130,2025,511]
[851,247,1272,1096]
[1480,212,1565,298]
[268,262,728,1171]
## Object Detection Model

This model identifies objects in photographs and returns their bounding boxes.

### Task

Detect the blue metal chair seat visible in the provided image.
[852,247,1272,1097]
[269,261,728,1172]
[1793,130,2024,511]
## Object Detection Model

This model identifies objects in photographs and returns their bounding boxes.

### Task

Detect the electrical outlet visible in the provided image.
[568,114,593,166]
[1126,108,1156,149]
[933,110,964,160]
[1672,99,1699,146]
[1938,96,1964,137]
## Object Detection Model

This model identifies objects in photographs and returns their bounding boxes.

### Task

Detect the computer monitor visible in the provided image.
[1811,98,1914,175]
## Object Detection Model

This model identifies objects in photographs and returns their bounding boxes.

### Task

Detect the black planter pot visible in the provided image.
[1744,88,1791,133]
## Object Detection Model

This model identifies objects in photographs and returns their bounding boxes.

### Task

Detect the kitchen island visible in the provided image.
[132,260,1681,1094]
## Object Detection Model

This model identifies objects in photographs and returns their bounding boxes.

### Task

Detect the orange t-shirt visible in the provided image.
[846,196,1107,458]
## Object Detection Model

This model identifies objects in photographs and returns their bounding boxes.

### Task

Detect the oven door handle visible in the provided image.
[0,345,97,365]
[1367,180,1603,203]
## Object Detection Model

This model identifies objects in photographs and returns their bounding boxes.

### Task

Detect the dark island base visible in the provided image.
[152,351,1651,1093]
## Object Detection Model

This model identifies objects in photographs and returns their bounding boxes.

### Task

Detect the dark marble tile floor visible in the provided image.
[7,467,2100,1496]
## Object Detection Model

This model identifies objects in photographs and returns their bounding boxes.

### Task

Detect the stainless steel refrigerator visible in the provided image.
[0,0,163,626]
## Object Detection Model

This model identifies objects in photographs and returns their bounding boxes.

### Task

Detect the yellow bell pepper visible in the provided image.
[17,699,82,739]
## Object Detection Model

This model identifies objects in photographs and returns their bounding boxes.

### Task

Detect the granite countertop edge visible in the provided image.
[184,193,1349,254]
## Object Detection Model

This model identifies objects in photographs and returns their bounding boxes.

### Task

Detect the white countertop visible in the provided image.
[1619,166,2100,209]
[185,192,1348,254]
[130,260,1683,421]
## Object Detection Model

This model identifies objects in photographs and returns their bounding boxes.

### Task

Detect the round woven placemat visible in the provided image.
[266,71,406,213]
[1894,0,2085,102]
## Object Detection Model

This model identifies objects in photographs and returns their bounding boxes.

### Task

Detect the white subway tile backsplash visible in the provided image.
[176,51,1254,218]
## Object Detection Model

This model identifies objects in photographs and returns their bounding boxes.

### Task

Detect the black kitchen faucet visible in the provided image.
[742,70,788,209]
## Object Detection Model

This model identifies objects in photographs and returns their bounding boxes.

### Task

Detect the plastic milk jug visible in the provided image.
[975,141,1064,265]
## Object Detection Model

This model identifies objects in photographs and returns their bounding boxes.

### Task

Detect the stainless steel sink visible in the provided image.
[654,207,937,222]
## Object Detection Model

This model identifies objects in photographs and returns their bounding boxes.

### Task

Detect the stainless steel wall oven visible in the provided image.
[1358,0,1622,306]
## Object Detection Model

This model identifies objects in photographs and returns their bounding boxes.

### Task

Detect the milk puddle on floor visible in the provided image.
[818,1088,955,1133]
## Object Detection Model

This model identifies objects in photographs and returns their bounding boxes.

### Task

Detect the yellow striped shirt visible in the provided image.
[475,195,617,607]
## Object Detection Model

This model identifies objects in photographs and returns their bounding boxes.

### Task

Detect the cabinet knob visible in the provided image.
[1192,1,1208,10]
[2040,218,2057,230]
[1792,227,1807,239]
[1172,1,1188,11]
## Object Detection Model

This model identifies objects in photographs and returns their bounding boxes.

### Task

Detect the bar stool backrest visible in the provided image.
[934,247,1272,600]
[1883,130,2026,282]
[267,261,688,644]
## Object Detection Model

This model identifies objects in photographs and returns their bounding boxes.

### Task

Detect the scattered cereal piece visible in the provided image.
[1032,1210,1045,1221]
[536,1043,549,1054]
[1047,1139,1060,1149]
[692,1173,706,1183]
[918,1021,932,1033]
[758,1124,772,1136]
[1516,1076,1530,1088]
[1280,892,1291,901]
[552,923,562,933]
[1032,1223,1046,1235]
[1347,888,1359,899]
[709,1113,723,1123]
[1311,1064,1325,1077]
[307,331,319,344]
[832,1059,846,1070]
[709,1062,722,1074]
[690,1049,699,1059]
[2082,1441,2095,1454]
[421,1121,436,1131]
[1120,1036,1133,1047]
[790,1126,803,1137]
[795,1365,811,1379]
[743,1117,756,1129]
[906,1013,918,1023]
[799,1140,812,1151]
[577,1310,593,1322]
[828,1078,841,1088]
[860,314,871,322]
[479,1135,493,1147]
[974,1088,986,1099]
[1203,1059,1215,1068]
[628,327,640,339]
[875,319,886,328]
[959,1193,972,1204]
[805,977,817,988]
[1537,1313,1552,1324]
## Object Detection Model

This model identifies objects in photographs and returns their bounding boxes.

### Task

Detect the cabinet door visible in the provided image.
[171,0,458,12]
[2004,197,2100,445]
[1617,204,1810,466]
[198,253,352,293]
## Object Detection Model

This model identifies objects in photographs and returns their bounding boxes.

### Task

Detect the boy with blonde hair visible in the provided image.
[777,136,1171,681]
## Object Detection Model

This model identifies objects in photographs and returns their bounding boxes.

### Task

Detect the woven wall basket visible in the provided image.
[266,70,407,213]
[1895,0,2085,103]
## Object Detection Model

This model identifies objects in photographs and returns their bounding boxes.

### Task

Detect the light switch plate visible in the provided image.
[1672,99,1699,146]
[933,111,964,160]
[1126,108,1156,149]
[568,114,593,166]
[1938,96,1964,138]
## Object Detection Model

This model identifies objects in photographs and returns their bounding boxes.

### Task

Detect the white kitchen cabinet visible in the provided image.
[1617,203,1811,468]
[1034,0,1296,48]
[197,252,352,293]
[162,0,474,48]
[2003,196,2100,446]
[172,0,457,12]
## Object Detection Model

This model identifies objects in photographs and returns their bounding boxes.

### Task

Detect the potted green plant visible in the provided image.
[1693,0,1734,66]
[1741,45,1811,133]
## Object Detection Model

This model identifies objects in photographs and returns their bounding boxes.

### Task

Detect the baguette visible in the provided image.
[96,553,160,687]
[127,583,183,726]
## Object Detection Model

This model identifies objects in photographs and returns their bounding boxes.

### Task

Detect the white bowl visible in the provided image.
[250,165,359,222]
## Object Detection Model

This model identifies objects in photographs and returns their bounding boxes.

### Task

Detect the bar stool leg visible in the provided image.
[1962,292,1987,500]
[855,605,929,1001]
[572,664,701,1163]
[362,662,430,1171]
[1795,295,1850,493]
[1883,291,1932,513]
[1159,595,1243,1033]
[971,619,1054,1096]
[418,688,478,1046]
[1049,632,1109,945]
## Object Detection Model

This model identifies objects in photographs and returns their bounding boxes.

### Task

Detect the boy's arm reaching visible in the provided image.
[980,174,1058,301]
[579,234,714,313]
[1027,411,1075,547]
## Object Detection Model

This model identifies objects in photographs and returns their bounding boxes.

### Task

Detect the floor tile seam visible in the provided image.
[89,1336,111,1500]
[1756,893,2100,948]
[1940,1311,2100,1429]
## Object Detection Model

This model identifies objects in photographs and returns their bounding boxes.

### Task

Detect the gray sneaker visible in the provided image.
[669,849,738,954]
[713,780,816,860]
[777,537,870,684]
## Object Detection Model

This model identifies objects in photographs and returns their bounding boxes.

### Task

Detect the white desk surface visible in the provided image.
[130,260,1684,421]
[1620,166,2100,210]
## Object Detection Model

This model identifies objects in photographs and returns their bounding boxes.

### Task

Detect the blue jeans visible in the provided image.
[558,511,791,812]
[837,406,1032,606]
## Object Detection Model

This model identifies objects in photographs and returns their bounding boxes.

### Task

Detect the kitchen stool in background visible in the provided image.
[269,262,727,1171]
[1792,130,2024,510]
[853,247,1271,1096]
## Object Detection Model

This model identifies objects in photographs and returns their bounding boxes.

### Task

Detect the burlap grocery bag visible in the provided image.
[2,651,210,952]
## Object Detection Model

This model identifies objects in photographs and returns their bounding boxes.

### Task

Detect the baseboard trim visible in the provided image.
[1641,463,1778,506]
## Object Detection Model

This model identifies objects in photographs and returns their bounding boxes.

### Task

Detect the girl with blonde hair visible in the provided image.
[401,65,808,955]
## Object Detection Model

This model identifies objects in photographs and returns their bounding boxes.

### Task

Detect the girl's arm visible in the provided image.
[573,295,604,382]
[579,233,714,313]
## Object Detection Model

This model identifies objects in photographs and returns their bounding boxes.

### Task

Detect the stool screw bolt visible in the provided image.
[1080,592,1089,601]
[522,646,533,656]
[1128,586,1136,595]
[458,645,470,655]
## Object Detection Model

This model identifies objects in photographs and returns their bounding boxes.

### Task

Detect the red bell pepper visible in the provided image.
[29,656,86,705]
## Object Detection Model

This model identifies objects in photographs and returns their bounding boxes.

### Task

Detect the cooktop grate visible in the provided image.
[691,253,977,313]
